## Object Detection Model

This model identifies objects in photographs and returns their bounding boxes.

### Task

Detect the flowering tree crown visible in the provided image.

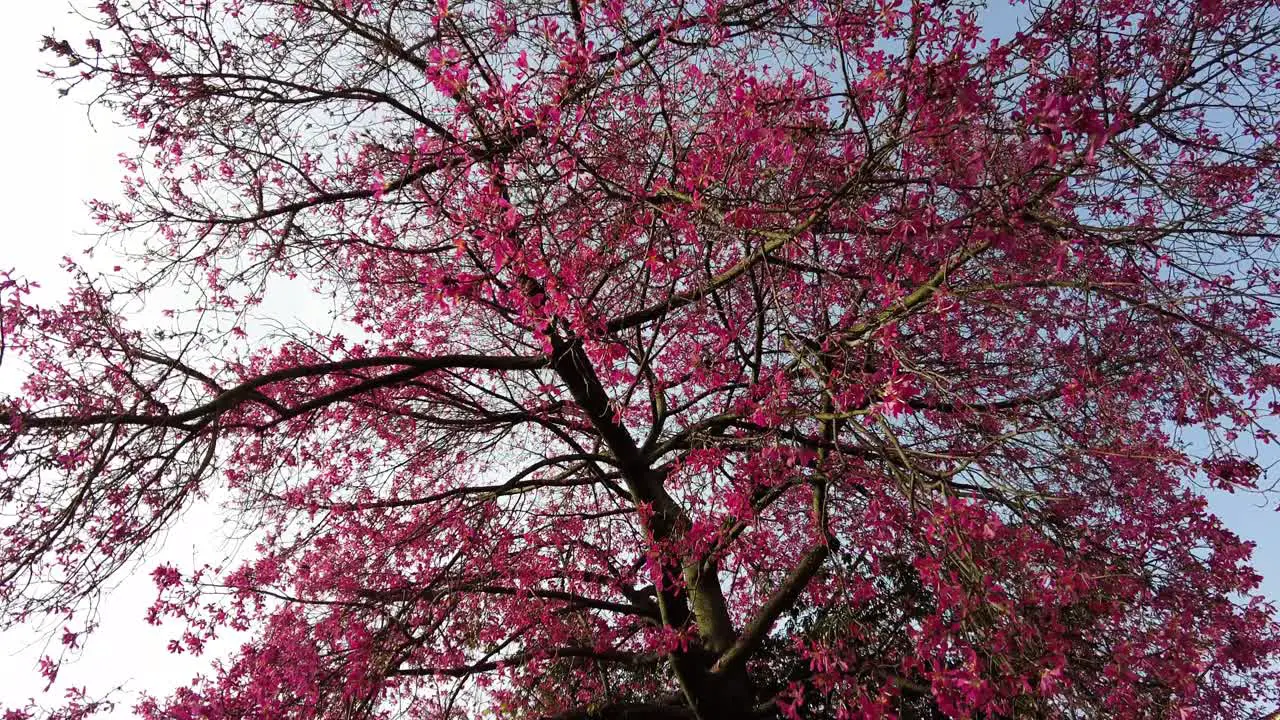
[5,0,1280,718]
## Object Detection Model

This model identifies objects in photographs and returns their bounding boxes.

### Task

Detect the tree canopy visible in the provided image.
[5,0,1280,717]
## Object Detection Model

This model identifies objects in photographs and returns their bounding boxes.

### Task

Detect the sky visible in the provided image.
[0,2,1277,716]
[0,5,252,714]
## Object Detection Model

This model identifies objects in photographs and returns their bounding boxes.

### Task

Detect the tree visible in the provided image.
[3,0,1280,716]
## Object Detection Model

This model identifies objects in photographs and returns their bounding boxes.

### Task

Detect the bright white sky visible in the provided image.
[0,3,1277,717]
[0,5,244,715]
